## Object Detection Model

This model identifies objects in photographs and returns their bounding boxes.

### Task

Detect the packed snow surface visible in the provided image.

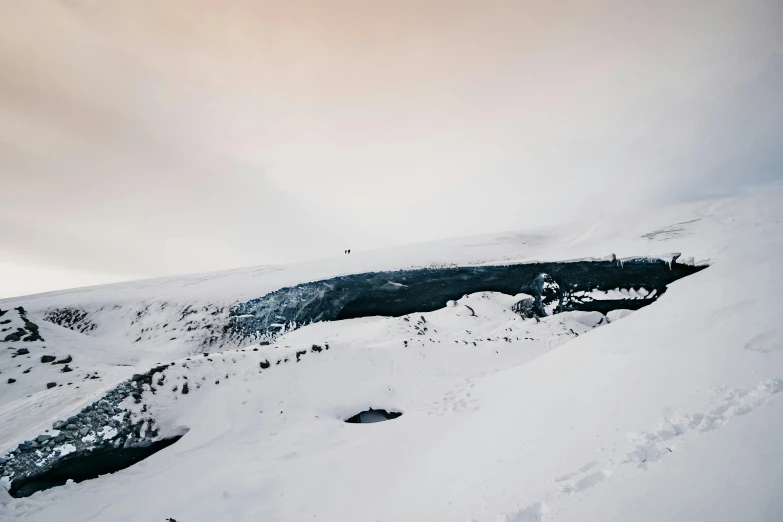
[1,189,783,521]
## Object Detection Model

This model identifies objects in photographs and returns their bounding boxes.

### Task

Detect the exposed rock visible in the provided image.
[40,355,56,363]
[18,441,38,451]
[511,296,536,319]
[42,307,96,335]
[531,273,561,316]
[230,258,705,341]
[61,365,73,373]
[4,330,25,342]
[7,378,16,384]
[47,382,57,389]
[53,355,72,365]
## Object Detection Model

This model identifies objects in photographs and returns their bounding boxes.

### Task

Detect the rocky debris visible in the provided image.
[1,341,330,496]
[42,307,96,334]
[47,302,230,351]
[0,307,44,342]
[131,364,170,389]
[60,365,73,373]
[7,378,16,384]
[12,348,30,357]
[53,355,72,365]
[3,330,25,342]
[0,377,157,494]
[40,355,56,363]
[511,296,536,319]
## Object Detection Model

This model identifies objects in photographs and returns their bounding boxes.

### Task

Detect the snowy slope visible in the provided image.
[1,189,783,521]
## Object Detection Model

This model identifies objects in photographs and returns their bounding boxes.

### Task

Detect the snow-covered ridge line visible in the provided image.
[30,255,702,355]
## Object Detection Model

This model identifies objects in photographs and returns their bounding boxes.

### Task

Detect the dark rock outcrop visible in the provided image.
[230,256,706,339]
[0,307,44,342]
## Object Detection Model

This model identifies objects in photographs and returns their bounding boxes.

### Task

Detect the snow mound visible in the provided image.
[607,309,634,322]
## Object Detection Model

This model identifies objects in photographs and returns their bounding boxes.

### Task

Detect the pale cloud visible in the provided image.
[1,0,782,297]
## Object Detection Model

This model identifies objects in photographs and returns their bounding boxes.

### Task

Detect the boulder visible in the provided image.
[531,273,562,316]
[511,296,536,319]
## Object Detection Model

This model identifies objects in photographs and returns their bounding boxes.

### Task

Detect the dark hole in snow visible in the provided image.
[344,409,402,424]
[8,435,184,498]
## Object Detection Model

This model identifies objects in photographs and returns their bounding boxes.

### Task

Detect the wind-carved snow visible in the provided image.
[570,288,654,301]
[641,219,701,241]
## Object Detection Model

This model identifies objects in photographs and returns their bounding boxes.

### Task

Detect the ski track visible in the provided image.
[498,377,783,521]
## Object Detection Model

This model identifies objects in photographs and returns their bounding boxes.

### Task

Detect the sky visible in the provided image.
[1,0,782,298]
